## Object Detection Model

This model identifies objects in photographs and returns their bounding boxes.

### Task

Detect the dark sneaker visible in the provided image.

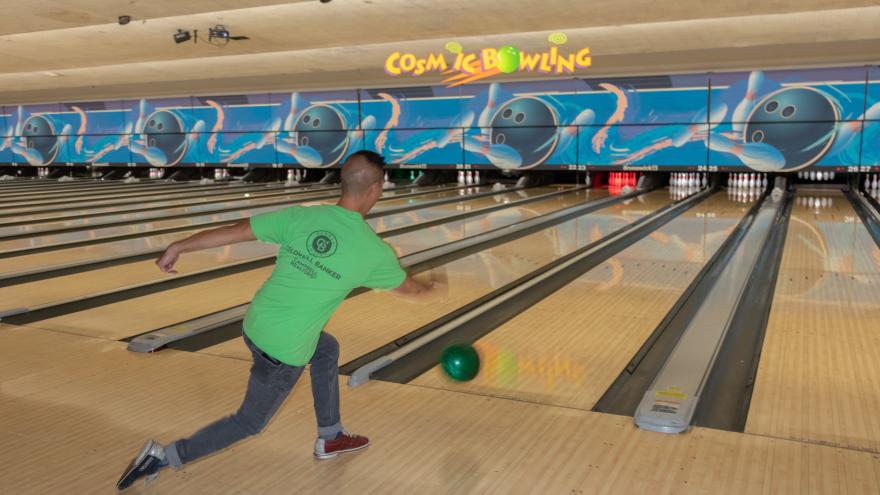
[116,440,167,491]
[313,431,369,460]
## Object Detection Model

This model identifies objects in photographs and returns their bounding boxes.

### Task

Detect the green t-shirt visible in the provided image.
[244,204,406,365]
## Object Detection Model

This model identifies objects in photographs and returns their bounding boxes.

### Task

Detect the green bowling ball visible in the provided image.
[440,344,480,382]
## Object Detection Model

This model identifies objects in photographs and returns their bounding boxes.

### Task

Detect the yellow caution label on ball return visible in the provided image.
[655,387,689,400]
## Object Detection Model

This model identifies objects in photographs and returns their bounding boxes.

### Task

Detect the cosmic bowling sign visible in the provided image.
[384,43,593,82]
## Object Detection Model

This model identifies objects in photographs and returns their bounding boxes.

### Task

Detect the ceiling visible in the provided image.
[0,0,878,104]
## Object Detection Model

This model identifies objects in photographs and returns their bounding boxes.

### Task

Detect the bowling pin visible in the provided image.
[465,170,473,185]
[866,175,872,190]
[288,169,296,182]
[732,71,764,134]
[761,174,767,188]
[701,173,707,189]
[457,170,465,185]
[384,172,389,183]
[475,170,481,185]
[829,171,835,180]
[872,174,878,190]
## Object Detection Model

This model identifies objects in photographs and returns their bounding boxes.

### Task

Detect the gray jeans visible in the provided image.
[165,332,343,468]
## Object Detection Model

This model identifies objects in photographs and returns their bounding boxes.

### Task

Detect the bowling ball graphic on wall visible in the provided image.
[143,110,187,166]
[743,87,839,171]
[292,104,349,167]
[21,115,59,165]
[488,96,559,169]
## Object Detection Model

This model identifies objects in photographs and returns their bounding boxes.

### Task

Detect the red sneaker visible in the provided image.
[314,431,369,459]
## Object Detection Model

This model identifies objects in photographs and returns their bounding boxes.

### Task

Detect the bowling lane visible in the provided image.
[0,185,469,253]
[198,190,672,362]
[0,185,476,274]
[0,179,210,199]
[0,182,332,219]
[410,193,751,410]
[0,178,259,205]
[20,186,601,340]
[746,191,880,452]
[0,185,346,236]
[1,187,586,310]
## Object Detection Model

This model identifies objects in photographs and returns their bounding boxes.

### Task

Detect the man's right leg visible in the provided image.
[167,335,304,467]
[118,335,302,490]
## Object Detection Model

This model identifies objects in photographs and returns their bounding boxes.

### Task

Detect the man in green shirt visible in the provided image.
[118,151,441,491]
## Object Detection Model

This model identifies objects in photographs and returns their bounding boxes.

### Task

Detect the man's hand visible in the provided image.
[392,268,448,302]
[154,220,256,274]
[156,243,181,274]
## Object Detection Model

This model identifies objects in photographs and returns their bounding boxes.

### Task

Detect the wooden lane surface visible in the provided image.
[1,325,878,494]
[411,193,751,410]
[0,186,482,253]
[0,183,329,222]
[20,188,603,341]
[0,184,336,233]
[0,185,531,275]
[199,191,670,362]
[0,187,589,310]
[746,191,880,453]
[0,179,257,206]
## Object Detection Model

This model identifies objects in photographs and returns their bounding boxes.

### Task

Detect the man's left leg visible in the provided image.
[310,331,369,459]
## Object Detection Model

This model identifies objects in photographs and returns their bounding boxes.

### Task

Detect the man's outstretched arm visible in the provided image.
[156,219,256,273]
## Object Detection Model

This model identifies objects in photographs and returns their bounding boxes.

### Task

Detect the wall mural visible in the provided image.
[0,65,877,171]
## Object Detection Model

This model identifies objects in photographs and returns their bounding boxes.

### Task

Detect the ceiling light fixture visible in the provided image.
[173,29,192,44]
[172,25,249,45]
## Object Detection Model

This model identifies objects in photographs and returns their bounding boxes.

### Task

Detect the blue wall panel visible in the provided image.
[1,65,877,172]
